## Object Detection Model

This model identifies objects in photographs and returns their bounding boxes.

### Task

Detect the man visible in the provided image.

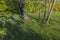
[18,0,29,20]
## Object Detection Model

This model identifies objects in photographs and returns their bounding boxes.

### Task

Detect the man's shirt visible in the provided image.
[18,0,24,7]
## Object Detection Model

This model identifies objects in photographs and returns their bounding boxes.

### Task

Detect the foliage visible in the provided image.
[0,0,60,40]
[0,0,60,12]
[0,0,7,11]
[0,11,60,40]
[53,3,60,11]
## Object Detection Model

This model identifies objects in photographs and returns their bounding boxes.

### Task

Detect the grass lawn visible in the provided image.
[0,0,60,40]
[0,11,60,40]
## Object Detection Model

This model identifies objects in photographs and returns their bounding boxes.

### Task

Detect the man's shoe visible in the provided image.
[23,16,29,21]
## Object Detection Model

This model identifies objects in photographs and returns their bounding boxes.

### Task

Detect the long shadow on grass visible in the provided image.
[0,13,43,40]
[3,25,42,40]
[0,16,59,40]
[1,18,42,40]
[0,13,58,40]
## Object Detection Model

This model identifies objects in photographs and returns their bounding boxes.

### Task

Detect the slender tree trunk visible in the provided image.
[45,0,56,23]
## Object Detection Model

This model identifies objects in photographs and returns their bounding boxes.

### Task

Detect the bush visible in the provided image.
[0,0,7,11]
[53,3,60,11]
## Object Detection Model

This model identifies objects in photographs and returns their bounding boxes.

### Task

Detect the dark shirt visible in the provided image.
[18,0,24,7]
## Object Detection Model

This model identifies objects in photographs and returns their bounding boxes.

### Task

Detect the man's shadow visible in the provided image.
[0,15,42,40]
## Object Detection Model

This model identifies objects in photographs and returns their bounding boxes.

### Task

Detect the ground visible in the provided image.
[0,10,60,40]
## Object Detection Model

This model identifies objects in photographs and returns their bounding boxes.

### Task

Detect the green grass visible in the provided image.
[0,0,60,40]
[0,11,60,40]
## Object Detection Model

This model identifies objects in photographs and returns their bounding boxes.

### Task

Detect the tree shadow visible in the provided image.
[0,13,43,40]
[0,15,59,40]
[1,17,42,40]
[3,25,42,40]
[0,15,23,40]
